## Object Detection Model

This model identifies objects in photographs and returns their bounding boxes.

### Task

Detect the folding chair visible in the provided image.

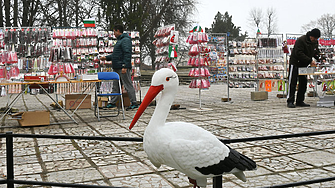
[94,72,125,121]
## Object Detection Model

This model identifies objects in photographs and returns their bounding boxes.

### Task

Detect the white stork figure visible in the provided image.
[129,68,256,188]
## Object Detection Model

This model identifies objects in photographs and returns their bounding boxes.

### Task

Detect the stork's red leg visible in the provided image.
[188,177,200,188]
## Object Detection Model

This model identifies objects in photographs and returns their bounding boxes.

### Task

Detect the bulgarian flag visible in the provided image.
[189,25,203,33]
[83,18,96,27]
[257,28,261,35]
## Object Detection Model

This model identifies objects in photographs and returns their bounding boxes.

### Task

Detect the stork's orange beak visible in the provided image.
[129,85,164,129]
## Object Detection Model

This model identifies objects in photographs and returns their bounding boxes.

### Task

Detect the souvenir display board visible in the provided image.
[0,27,51,81]
[0,27,51,96]
[153,24,178,71]
[228,38,257,89]
[206,33,227,84]
[50,28,99,79]
[256,34,285,92]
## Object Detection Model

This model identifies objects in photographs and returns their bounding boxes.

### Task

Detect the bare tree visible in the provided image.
[0,0,3,27]
[248,8,262,34]
[301,13,335,37]
[21,0,41,27]
[301,20,318,33]
[4,0,10,27]
[318,13,335,38]
[13,0,18,27]
[264,7,277,36]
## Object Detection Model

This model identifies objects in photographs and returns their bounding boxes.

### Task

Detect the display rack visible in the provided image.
[206,33,231,101]
[153,24,178,70]
[256,34,285,94]
[0,27,52,96]
[186,29,211,109]
[51,27,99,80]
[228,38,257,89]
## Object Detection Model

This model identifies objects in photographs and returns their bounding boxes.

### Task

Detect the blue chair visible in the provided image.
[94,72,125,120]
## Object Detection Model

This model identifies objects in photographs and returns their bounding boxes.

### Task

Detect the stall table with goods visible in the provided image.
[0,78,100,126]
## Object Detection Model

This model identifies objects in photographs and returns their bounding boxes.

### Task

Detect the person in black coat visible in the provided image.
[287,28,321,108]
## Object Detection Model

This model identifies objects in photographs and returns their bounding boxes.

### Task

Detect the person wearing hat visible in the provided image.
[287,28,321,108]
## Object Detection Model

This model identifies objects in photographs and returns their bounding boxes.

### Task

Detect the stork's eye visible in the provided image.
[166,77,170,81]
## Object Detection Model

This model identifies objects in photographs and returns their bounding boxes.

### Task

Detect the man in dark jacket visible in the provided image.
[287,28,320,108]
[100,24,138,110]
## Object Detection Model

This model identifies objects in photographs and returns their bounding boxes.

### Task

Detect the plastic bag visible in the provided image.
[0,67,5,78]
[189,79,196,88]
[204,67,210,77]
[187,57,192,66]
[188,44,200,56]
[48,64,58,75]
[194,68,200,77]
[201,79,210,89]
[188,68,195,77]
[64,63,75,73]
[9,66,19,77]
[200,68,205,77]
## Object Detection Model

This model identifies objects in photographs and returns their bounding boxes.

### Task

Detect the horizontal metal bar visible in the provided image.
[8,133,143,142]
[0,179,6,184]
[4,175,335,188]
[260,176,335,188]
[220,129,335,144]
[10,180,124,188]
[5,129,335,144]
[2,131,335,188]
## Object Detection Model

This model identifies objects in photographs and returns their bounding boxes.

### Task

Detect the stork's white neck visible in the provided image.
[148,89,176,127]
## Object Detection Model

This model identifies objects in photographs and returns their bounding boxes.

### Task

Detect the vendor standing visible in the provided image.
[100,24,138,110]
[287,28,321,108]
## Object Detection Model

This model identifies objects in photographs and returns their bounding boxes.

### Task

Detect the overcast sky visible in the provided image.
[195,0,335,37]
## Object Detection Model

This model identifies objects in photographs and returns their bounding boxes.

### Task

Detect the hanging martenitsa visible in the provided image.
[187,25,210,89]
[152,24,179,71]
[168,30,179,71]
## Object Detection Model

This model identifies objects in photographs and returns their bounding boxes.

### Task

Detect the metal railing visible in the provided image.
[1,130,335,188]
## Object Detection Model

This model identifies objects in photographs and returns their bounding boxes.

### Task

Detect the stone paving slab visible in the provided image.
[0,84,334,187]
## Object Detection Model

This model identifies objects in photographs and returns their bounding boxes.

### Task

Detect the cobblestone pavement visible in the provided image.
[0,83,335,188]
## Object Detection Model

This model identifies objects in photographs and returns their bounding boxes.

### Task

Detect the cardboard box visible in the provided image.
[98,97,109,108]
[11,111,50,126]
[116,92,130,107]
[65,94,91,110]
[251,91,268,101]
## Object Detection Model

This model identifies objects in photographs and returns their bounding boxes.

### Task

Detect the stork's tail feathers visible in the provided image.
[228,146,257,171]
[238,151,257,171]
[233,171,247,182]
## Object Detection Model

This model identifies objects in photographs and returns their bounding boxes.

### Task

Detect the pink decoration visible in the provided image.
[48,64,58,75]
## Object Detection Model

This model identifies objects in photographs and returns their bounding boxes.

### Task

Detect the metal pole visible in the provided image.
[226,34,230,101]
[255,33,259,92]
[213,176,222,188]
[0,86,29,121]
[199,88,202,109]
[39,84,78,124]
[6,131,14,188]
